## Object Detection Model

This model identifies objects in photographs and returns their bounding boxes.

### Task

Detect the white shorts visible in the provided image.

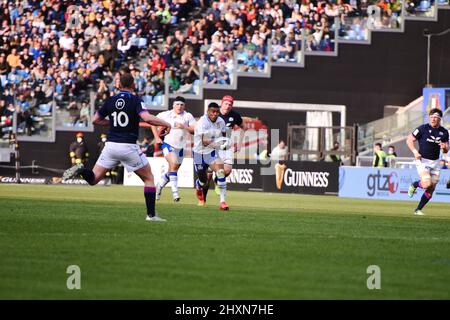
[218,148,233,166]
[162,142,184,165]
[415,158,440,182]
[96,142,148,172]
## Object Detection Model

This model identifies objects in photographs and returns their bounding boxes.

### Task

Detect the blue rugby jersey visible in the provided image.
[97,90,147,144]
[412,124,449,160]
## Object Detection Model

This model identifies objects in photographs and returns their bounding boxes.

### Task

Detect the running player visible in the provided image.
[151,96,196,202]
[194,102,231,210]
[407,108,449,215]
[62,73,172,222]
[199,95,244,205]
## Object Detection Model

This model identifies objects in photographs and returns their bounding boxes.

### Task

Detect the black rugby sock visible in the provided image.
[144,186,156,217]
[79,168,95,185]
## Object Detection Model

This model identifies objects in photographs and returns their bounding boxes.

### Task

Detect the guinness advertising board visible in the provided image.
[225,161,339,195]
[263,161,339,195]
[225,163,264,191]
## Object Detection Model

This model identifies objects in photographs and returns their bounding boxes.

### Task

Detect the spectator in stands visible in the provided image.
[79,102,91,127]
[17,108,35,136]
[168,68,181,92]
[0,54,9,87]
[216,64,230,85]
[6,47,22,69]
[204,63,217,84]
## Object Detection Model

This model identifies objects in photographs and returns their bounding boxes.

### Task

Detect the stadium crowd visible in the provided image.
[0,0,407,139]
[0,0,199,136]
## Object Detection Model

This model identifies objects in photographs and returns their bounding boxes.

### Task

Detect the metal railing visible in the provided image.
[357,97,423,155]
[356,155,416,167]
[287,125,356,164]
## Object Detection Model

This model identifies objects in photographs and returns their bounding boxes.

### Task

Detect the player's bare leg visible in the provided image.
[201,169,213,205]
[168,157,181,202]
[195,165,208,206]
[413,175,436,216]
[409,172,432,198]
[213,163,232,196]
[210,160,229,211]
[135,164,166,222]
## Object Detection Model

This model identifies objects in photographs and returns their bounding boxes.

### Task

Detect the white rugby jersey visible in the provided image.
[156,110,196,149]
[194,114,226,154]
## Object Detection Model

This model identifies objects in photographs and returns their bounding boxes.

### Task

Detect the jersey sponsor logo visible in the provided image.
[115,98,125,110]
[366,171,398,196]
[426,135,442,144]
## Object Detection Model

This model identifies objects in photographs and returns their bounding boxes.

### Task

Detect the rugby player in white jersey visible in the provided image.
[151,96,196,202]
[194,102,231,210]
[200,95,244,205]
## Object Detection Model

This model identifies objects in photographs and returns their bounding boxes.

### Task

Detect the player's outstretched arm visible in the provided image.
[406,133,421,160]
[140,112,171,134]
[92,112,110,126]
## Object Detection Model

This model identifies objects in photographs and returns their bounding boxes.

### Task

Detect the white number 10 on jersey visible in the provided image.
[111,111,129,127]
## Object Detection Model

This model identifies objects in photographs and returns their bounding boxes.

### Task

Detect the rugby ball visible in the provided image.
[214,137,232,150]
[157,126,169,137]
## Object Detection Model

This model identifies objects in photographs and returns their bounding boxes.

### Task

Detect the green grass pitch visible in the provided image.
[1,184,450,299]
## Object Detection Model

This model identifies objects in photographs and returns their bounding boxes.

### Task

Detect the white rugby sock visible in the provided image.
[217,177,226,202]
[169,172,178,194]
[160,172,170,188]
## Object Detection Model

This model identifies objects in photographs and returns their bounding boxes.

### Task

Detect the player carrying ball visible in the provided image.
[193,102,231,210]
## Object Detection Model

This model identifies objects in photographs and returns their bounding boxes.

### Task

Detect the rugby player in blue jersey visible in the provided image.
[63,73,172,222]
[406,108,449,215]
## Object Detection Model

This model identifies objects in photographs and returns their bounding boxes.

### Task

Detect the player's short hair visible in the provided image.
[208,102,220,109]
[120,73,134,89]
[174,96,185,104]
[375,143,382,148]
[429,108,443,118]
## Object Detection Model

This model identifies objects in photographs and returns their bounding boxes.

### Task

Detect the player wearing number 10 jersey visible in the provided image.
[62,73,172,222]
